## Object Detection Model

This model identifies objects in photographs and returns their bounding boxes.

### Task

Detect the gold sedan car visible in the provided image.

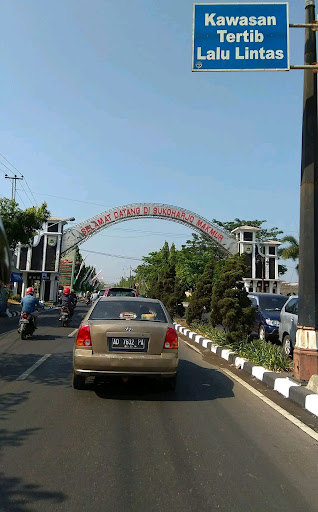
[72,297,178,390]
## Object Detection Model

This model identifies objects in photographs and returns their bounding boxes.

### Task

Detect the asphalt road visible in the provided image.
[0,305,317,512]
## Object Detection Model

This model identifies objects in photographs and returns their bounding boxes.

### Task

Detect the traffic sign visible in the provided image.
[192,3,289,71]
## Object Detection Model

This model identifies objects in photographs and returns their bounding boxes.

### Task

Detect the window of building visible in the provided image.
[243,232,253,241]
[268,246,276,255]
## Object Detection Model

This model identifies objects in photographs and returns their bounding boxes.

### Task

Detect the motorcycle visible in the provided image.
[60,306,71,327]
[18,312,35,340]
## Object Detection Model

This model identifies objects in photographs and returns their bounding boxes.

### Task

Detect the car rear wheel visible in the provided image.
[72,371,86,390]
[258,325,266,341]
[282,335,293,358]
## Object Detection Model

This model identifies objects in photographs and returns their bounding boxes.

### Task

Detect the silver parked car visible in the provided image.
[279,296,298,356]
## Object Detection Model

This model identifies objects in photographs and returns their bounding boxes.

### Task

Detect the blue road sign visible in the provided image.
[192,3,289,71]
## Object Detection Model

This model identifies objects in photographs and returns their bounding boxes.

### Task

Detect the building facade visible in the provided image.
[232,225,281,294]
[15,217,69,301]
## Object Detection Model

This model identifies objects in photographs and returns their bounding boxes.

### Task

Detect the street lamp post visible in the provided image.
[294,0,318,380]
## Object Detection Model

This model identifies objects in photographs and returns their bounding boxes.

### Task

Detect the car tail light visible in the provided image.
[164,328,178,349]
[23,313,28,319]
[76,325,92,347]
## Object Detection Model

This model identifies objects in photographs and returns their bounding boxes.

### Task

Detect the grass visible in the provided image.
[184,321,293,373]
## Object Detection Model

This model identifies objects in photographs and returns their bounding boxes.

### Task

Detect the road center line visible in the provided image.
[16,354,51,381]
[181,339,318,442]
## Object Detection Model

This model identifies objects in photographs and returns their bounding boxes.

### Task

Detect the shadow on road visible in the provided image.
[0,473,66,512]
[0,391,68,511]
[0,353,72,386]
[94,359,234,402]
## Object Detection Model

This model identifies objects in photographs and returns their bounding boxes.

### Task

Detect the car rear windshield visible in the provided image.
[90,300,168,322]
[259,295,288,311]
[107,289,136,297]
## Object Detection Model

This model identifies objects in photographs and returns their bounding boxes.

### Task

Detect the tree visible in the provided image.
[210,253,255,345]
[212,218,284,241]
[0,198,50,249]
[141,243,185,317]
[278,236,299,272]
[186,256,217,324]
[212,218,289,276]
[177,234,224,290]
[135,241,172,295]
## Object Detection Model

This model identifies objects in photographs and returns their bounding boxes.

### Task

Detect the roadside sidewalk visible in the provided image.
[174,322,318,418]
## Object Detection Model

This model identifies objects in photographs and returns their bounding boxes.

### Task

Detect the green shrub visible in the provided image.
[190,321,292,372]
[10,294,21,302]
[186,257,216,324]
[210,254,255,344]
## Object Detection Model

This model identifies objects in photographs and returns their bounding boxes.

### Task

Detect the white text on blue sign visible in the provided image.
[193,4,289,71]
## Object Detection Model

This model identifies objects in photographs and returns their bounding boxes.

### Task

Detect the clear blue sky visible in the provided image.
[1,1,305,283]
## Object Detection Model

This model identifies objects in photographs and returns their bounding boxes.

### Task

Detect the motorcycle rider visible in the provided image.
[70,290,77,307]
[60,286,75,319]
[21,287,40,328]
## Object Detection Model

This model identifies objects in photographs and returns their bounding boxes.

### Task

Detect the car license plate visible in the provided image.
[108,337,149,351]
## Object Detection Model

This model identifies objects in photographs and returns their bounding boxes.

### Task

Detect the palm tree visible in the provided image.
[278,236,299,272]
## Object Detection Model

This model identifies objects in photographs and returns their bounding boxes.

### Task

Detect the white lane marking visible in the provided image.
[16,354,51,381]
[221,367,318,442]
[181,338,318,442]
[182,338,203,355]
[68,329,78,338]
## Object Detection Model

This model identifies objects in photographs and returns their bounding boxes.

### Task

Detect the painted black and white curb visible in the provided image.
[174,322,318,418]
[5,309,19,318]
[3,305,57,318]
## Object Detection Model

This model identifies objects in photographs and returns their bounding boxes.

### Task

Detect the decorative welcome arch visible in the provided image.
[61,203,238,257]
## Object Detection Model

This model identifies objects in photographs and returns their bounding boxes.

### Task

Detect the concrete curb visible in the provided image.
[5,309,19,318]
[2,305,57,318]
[174,322,318,418]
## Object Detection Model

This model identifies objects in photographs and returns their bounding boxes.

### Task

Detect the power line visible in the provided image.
[33,191,110,208]
[16,191,27,208]
[81,249,143,261]
[1,163,34,205]
[0,153,38,206]
[4,174,24,201]
[94,231,189,239]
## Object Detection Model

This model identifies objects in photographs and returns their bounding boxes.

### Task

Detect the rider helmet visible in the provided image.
[26,287,34,295]
[64,287,70,295]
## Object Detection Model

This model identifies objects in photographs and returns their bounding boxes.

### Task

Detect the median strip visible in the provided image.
[16,354,51,381]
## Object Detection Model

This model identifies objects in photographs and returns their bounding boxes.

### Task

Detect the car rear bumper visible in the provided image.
[73,349,178,376]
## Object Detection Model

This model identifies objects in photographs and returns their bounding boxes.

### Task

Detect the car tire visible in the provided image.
[282,335,293,358]
[72,371,86,390]
[258,325,266,341]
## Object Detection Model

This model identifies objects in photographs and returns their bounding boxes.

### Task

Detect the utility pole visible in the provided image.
[5,174,24,201]
[294,0,318,380]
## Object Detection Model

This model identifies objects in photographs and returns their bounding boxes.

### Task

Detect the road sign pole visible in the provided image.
[294,0,318,380]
